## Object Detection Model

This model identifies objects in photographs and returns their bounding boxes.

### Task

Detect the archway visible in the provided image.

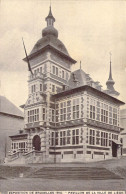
[32,135,41,151]
[112,141,118,157]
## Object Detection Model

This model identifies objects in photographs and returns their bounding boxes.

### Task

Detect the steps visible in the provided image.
[29,167,123,180]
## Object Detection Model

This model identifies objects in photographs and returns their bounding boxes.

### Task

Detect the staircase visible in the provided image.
[29,167,123,180]
[7,150,45,164]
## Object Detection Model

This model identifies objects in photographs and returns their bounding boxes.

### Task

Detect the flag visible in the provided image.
[22,38,33,75]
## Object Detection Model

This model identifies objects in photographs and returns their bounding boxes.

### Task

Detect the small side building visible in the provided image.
[0,95,24,162]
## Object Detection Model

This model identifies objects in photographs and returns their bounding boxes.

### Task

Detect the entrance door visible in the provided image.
[32,135,41,151]
[112,141,118,157]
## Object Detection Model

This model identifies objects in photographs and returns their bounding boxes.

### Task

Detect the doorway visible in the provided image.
[112,141,118,157]
[32,135,41,151]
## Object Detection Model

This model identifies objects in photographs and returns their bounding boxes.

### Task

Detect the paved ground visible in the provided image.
[0,157,126,194]
[0,177,126,194]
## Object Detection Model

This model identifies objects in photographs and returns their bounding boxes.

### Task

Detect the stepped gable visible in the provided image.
[0,96,24,118]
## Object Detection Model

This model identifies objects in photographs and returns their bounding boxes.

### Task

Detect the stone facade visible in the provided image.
[8,6,124,164]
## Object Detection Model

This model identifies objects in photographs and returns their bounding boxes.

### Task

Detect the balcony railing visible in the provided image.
[28,72,44,81]
[86,119,120,132]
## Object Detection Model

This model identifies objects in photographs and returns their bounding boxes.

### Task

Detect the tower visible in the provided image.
[105,53,119,97]
[22,6,76,160]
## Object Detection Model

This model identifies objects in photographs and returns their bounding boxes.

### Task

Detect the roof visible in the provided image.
[68,69,89,88]
[9,133,28,138]
[24,44,76,64]
[67,68,102,90]
[53,85,125,105]
[30,35,69,56]
[0,96,24,118]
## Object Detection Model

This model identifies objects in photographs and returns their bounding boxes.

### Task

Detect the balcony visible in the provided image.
[86,119,120,132]
[28,72,44,81]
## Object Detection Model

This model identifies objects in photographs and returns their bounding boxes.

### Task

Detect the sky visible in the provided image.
[0,0,126,109]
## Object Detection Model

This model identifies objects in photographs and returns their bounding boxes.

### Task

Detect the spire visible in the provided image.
[45,6,55,26]
[106,53,115,90]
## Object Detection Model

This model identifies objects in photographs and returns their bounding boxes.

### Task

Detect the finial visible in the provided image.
[45,3,55,26]
[80,61,81,69]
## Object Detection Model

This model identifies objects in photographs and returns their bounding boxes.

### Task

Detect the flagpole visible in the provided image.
[22,38,33,75]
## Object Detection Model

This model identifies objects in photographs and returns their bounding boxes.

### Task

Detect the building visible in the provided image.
[120,109,126,156]
[8,7,125,163]
[0,95,24,162]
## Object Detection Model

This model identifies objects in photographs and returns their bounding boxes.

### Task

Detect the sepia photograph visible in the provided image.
[0,0,126,193]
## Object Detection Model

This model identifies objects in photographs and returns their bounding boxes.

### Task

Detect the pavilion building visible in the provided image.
[8,7,125,163]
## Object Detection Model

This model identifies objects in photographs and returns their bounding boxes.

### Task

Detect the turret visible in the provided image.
[105,53,119,97]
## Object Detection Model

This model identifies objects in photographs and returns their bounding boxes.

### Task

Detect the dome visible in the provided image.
[30,35,69,56]
[30,6,69,57]
[42,26,58,38]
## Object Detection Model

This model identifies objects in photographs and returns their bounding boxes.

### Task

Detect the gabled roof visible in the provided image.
[0,96,24,118]
[53,85,125,106]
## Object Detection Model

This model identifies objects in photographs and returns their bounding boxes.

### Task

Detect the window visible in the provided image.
[109,106,112,124]
[40,84,43,91]
[63,131,66,145]
[60,131,63,146]
[56,107,59,123]
[89,129,95,145]
[55,132,59,145]
[113,108,117,126]
[67,100,71,120]
[60,102,66,122]
[73,98,80,119]
[52,65,58,76]
[51,132,55,146]
[101,108,108,123]
[96,101,100,121]
[72,129,79,145]
[90,105,95,119]
[101,132,108,147]
[53,66,55,74]
[52,109,55,122]
[52,85,55,93]
[31,85,36,93]
[96,131,100,145]
[109,133,112,146]
[19,142,25,152]
[67,130,71,144]
[56,67,58,76]
[43,108,46,121]
[62,70,64,79]
[28,108,39,123]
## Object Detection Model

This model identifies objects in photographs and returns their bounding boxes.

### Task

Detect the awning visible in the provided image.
[112,140,122,145]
